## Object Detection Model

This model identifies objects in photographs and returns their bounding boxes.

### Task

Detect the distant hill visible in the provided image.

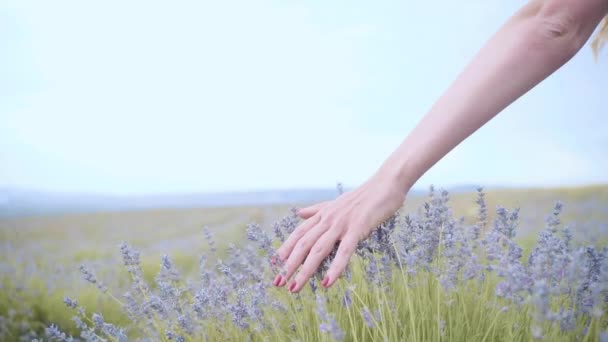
[0,186,483,218]
[0,187,353,217]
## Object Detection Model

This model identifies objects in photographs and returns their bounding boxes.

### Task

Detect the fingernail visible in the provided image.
[278,277,287,287]
[288,281,297,292]
[321,276,329,287]
[273,274,282,286]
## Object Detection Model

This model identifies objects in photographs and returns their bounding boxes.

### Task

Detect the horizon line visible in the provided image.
[1,182,607,198]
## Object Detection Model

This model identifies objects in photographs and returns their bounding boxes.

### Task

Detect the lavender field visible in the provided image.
[1,185,608,341]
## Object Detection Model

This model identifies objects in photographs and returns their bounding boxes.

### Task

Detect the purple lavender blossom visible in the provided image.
[44,324,73,341]
[361,308,375,328]
[23,185,608,341]
[316,294,345,341]
[63,297,78,309]
[202,226,217,253]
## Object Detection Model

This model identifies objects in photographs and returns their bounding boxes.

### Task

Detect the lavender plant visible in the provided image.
[6,186,608,341]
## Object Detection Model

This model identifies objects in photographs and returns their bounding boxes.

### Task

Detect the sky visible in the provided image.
[1,0,607,195]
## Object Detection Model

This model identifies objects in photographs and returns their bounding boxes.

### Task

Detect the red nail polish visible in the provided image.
[278,277,287,287]
[321,276,329,287]
[273,275,282,286]
[288,281,297,292]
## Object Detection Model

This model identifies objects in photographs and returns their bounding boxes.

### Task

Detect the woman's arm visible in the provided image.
[274,0,608,293]
[380,0,608,192]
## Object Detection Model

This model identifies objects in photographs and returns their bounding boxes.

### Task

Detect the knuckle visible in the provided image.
[296,238,311,250]
[284,260,298,274]
[356,229,370,241]
[319,212,336,228]
[285,228,302,246]
[321,209,337,223]
[338,243,355,258]
[292,227,306,239]
[320,215,345,232]
[311,243,325,256]
[281,240,296,254]
[291,223,306,235]
[333,216,349,231]
[317,219,332,230]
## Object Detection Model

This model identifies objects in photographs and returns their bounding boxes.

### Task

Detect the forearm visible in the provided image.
[377,0,608,191]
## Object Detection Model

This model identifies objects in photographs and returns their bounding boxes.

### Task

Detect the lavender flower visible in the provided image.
[44,324,73,341]
[13,185,608,341]
[361,308,375,328]
[246,223,273,255]
[316,294,345,341]
[63,297,78,309]
[79,265,107,292]
[202,226,217,253]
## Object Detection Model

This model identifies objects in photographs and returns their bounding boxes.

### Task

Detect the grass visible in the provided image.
[1,185,607,341]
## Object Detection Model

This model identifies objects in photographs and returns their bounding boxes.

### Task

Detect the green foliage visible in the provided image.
[1,186,607,340]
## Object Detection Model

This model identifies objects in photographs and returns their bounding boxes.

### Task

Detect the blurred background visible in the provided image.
[0,1,607,338]
[2,0,607,217]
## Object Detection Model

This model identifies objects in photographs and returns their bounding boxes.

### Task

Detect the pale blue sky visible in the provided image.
[1,0,607,195]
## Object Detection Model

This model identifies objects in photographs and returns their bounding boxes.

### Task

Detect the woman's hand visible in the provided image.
[272,172,407,293]
[271,0,608,295]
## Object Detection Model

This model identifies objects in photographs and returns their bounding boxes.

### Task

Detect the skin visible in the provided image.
[273,0,608,293]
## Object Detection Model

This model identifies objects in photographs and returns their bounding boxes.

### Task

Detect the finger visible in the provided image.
[275,215,320,262]
[297,201,328,219]
[323,233,360,288]
[279,220,329,287]
[289,227,341,293]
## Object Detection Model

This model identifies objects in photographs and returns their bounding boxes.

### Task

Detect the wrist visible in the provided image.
[374,155,417,195]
